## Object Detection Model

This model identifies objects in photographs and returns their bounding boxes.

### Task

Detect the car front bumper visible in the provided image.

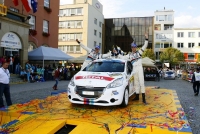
[67,85,126,106]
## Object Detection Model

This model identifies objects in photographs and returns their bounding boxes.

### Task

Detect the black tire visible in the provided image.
[121,88,129,107]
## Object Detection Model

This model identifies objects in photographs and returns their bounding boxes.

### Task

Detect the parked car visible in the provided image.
[164,71,175,80]
[67,58,135,107]
[143,66,158,81]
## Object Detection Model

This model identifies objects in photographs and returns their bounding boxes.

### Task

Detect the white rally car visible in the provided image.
[67,58,135,106]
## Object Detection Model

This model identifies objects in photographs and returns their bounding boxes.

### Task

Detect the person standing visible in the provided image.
[0,62,12,108]
[76,39,111,70]
[13,54,20,74]
[25,61,32,82]
[53,66,61,90]
[123,33,148,104]
[192,68,200,96]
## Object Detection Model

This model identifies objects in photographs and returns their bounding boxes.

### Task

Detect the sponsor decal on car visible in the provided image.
[75,75,114,81]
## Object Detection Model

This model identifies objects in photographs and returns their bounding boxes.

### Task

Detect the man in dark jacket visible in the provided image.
[192,68,200,96]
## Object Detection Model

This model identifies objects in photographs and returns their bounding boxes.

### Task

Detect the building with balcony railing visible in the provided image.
[59,0,104,58]
[154,9,174,62]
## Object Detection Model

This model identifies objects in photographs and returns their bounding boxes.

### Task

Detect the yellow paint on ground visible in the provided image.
[0,87,192,134]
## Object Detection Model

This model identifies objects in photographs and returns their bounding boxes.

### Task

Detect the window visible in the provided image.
[94,41,96,47]
[177,32,184,37]
[99,32,101,38]
[168,15,172,21]
[188,53,195,60]
[156,15,173,21]
[44,0,49,8]
[188,32,195,38]
[199,43,200,46]
[177,43,184,48]
[99,22,102,27]
[164,43,169,48]
[71,8,76,16]
[29,15,36,29]
[43,20,49,33]
[155,42,160,48]
[94,30,97,36]
[164,25,173,30]
[99,43,101,47]
[58,33,82,41]
[188,43,195,48]
[69,21,75,28]
[77,8,82,15]
[60,8,83,16]
[94,18,97,24]
[76,21,82,28]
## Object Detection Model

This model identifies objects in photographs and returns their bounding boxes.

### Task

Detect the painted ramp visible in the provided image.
[0,87,192,134]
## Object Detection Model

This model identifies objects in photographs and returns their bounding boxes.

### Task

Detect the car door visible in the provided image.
[126,61,134,95]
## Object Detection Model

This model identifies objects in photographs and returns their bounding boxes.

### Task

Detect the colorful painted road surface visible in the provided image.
[0,87,192,134]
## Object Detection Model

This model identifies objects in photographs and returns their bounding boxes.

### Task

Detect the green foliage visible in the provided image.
[160,47,184,64]
[142,49,156,60]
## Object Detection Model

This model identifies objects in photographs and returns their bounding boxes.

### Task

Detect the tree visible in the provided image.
[160,47,184,65]
[142,49,156,60]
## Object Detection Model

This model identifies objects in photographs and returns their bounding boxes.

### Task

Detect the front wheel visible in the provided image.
[121,88,129,107]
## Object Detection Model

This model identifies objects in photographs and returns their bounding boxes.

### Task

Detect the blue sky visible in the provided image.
[60,0,200,28]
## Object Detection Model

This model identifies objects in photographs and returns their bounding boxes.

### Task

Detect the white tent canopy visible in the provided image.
[28,46,74,67]
[142,57,156,67]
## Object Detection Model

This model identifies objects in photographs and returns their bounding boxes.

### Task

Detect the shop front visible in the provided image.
[0,32,22,57]
[0,15,29,68]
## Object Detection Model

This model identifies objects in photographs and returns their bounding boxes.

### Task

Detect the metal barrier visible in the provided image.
[0,4,7,16]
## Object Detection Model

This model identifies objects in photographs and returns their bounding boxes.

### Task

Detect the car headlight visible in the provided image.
[69,77,75,86]
[107,77,123,89]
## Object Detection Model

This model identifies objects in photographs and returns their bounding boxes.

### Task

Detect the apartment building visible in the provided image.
[59,0,104,57]
[174,28,200,64]
[154,9,174,61]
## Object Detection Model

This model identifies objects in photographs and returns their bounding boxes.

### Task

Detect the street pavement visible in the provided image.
[7,78,200,134]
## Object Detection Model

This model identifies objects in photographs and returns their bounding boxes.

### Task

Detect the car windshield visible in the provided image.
[166,72,173,74]
[82,61,125,72]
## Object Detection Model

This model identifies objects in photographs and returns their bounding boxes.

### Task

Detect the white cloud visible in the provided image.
[174,15,200,28]
[187,6,195,10]
[98,0,126,18]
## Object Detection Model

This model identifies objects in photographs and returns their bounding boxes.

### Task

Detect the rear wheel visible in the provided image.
[121,88,129,107]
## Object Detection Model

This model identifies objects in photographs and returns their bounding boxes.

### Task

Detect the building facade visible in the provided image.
[0,0,59,66]
[154,9,174,61]
[104,17,154,53]
[174,28,200,65]
[59,0,104,58]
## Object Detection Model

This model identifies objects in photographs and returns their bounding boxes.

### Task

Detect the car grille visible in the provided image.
[76,86,105,99]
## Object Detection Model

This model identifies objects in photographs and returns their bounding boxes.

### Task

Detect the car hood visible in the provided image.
[74,71,124,87]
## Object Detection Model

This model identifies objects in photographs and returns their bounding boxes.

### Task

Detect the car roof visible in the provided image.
[93,58,127,63]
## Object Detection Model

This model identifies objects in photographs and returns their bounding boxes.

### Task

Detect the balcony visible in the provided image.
[0,4,7,16]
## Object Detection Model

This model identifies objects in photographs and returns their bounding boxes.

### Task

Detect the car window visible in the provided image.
[83,61,125,72]
[166,72,173,74]
[127,61,133,74]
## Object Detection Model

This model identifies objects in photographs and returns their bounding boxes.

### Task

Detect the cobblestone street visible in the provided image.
[9,78,199,134]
